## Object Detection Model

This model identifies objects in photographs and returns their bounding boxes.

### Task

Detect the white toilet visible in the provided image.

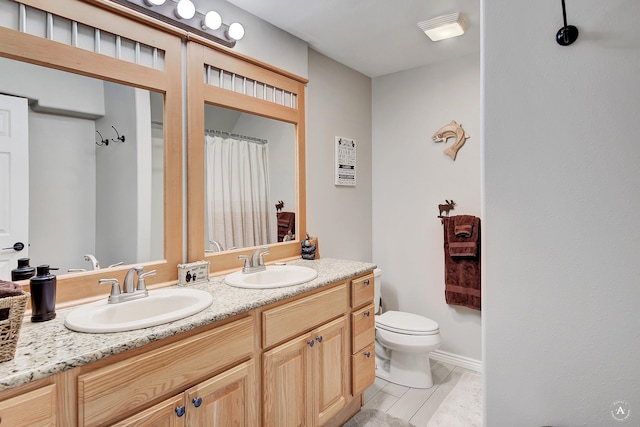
[374,268,442,389]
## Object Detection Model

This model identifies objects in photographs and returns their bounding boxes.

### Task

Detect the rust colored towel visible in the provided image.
[442,216,481,311]
[448,215,479,257]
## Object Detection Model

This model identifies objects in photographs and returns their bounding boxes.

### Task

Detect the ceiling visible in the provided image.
[226,0,480,78]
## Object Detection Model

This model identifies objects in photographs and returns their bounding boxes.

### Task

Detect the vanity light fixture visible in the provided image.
[227,22,245,41]
[117,0,244,48]
[418,12,468,42]
[202,11,222,30]
[174,0,195,20]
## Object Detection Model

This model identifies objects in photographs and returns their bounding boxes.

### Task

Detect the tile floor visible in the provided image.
[362,361,481,426]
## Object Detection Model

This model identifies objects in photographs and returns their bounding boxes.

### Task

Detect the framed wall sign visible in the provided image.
[335,136,356,186]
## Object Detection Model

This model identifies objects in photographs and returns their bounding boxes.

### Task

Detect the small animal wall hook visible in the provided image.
[275,200,284,212]
[438,200,456,218]
[432,120,470,161]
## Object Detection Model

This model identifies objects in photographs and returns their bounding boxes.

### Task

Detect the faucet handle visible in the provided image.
[137,269,156,291]
[238,255,251,269]
[258,247,270,266]
[99,278,121,298]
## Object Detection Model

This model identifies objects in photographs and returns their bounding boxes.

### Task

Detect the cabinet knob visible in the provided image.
[363,311,370,317]
[316,336,323,343]
[364,351,371,358]
[307,339,315,347]
[192,397,202,408]
[175,406,186,417]
[364,279,370,285]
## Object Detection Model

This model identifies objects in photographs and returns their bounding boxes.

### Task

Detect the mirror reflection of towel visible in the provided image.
[276,211,295,242]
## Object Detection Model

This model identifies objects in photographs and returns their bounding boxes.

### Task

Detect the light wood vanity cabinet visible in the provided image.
[78,316,256,427]
[350,272,376,396]
[262,283,350,426]
[0,383,57,427]
[113,360,256,427]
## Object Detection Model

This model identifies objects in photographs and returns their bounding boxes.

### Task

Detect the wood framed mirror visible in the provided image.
[0,0,183,307]
[186,41,308,272]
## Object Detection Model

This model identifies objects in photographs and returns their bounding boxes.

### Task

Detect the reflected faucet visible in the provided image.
[84,254,100,270]
[206,240,224,253]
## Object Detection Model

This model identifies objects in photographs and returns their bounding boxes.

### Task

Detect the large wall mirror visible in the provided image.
[0,0,183,306]
[187,42,308,271]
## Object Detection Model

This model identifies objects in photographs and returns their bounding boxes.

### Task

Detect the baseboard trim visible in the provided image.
[430,350,483,373]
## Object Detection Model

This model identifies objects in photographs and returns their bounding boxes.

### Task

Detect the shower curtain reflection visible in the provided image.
[205,135,272,251]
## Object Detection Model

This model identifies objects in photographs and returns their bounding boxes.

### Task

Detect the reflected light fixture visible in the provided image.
[118,0,245,48]
[418,12,468,42]
[174,0,196,20]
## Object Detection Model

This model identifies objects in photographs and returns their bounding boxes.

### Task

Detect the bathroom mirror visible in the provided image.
[203,104,296,253]
[0,56,164,276]
[187,41,308,271]
[0,0,183,305]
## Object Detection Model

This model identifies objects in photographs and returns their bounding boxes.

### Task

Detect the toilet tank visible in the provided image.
[374,268,382,313]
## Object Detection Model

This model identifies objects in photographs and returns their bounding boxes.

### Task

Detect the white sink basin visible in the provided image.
[224,265,318,289]
[64,288,213,333]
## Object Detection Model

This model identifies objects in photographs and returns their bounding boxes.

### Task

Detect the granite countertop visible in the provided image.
[0,258,375,392]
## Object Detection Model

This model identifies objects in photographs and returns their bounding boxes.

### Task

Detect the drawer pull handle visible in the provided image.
[364,351,371,358]
[192,397,202,408]
[316,336,323,343]
[364,311,371,317]
[307,339,315,347]
[364,279,370,285]
[175,406,186,417]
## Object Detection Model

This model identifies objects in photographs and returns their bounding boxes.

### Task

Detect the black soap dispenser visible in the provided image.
[12,258,36,281]
[30,264,57,322]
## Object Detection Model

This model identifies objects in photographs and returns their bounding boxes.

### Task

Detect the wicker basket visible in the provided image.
[0,293,28,363]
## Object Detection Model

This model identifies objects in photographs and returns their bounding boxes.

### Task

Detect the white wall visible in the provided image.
[483,1,640,425]
[306,49,372,262]
[372,54,481,362]
[192,0,308,78]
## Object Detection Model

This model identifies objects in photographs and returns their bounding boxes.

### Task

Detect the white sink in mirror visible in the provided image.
[224,265,318,289]
[64,288,213,333]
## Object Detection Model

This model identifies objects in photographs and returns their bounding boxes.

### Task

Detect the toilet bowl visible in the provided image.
[374,268,442,389]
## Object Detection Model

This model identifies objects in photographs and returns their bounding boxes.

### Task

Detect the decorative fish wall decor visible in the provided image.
[432,120,470,161]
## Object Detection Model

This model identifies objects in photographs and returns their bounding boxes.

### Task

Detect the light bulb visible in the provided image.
[228,22,245,41]
[143,0,166,5]
[202,11,222,30]
[174,0,196,20]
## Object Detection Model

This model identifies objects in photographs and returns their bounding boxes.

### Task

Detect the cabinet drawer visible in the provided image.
[351,273,374,309]
[262,283,348,348]
[0,384,56,427]
[351,303,375,353]
[78,316,254,427]
[351,343,375,396]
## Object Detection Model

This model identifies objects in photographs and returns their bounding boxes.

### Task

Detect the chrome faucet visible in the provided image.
[123,266,144,293]
[238,246,270,273]
[100,266,154,304]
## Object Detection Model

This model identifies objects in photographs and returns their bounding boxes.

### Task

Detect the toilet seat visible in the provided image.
[376,311,439,336]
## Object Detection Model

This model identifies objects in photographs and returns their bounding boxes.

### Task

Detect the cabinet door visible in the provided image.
[263,334,313,427]
[314,316,349,426]
[111,395,185,427]
[185,360,257,427]
[0,384,56,427]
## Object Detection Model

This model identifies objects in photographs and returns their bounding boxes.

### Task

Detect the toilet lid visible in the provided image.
[376,311,439,335]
